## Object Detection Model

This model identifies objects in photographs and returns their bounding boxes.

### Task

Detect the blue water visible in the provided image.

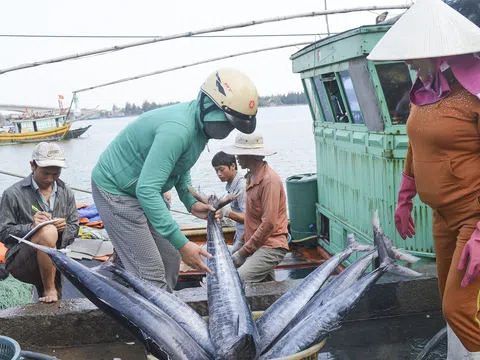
[0,105,315,226]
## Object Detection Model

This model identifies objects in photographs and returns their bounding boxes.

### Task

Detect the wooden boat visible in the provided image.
[64,124,92,139]
[0,113,71,145]
[178,224,326,282]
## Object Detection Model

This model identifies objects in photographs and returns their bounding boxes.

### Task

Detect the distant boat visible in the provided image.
[64,124,92,139]
[0,113,71,145]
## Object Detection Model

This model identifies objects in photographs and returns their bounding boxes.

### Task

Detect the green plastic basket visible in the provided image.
[0,336,20,360]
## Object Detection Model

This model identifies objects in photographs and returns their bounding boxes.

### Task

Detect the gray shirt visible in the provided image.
[226,173,246,241]
[0,174,79,260]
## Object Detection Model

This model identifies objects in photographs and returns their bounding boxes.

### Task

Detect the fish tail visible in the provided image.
[347,233,374,252]
[372,210,422,277]
[187,185,209,204]
[217,191,241,210]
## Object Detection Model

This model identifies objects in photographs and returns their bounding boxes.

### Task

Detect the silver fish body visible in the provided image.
[12,237,212,360]
[101,262,215,358]
[256,244,359,353]
[267,249,377,350]
[206,210,260,359]
[187,187,260,360]
[260,210,422,359]
[261,267,386,359]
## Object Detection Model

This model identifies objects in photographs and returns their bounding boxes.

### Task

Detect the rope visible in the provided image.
[0,170,192,216]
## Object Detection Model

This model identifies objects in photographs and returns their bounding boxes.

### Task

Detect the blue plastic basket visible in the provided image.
[0,336,20,360]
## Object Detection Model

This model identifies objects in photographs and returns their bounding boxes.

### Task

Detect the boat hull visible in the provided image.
[64,125,92,139]
[0,123,71,144]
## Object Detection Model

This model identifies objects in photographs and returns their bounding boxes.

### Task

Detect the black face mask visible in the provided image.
[203,121,235,139]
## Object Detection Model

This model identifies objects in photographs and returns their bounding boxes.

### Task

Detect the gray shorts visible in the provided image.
[238,247,287,283]
[6,243,62,298]
[91,179,180,293]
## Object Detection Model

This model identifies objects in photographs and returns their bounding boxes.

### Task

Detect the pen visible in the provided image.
[32,205,40,213]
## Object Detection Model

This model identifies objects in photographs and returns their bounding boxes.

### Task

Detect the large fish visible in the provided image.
[256,237,364,353]
[99,261,215,358]
[188,186,260,360]
[10,235,212,360]
[272,230,421,347]
[265,248,377,352]
[260,210,422,359]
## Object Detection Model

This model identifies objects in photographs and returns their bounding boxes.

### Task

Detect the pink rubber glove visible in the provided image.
[394,173,416,240]
[458,222,480,288]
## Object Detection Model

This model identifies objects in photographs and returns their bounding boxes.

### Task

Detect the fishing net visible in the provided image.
[0,275,34,310]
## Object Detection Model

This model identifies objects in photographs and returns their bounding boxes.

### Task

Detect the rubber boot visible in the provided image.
[447,325,480,359]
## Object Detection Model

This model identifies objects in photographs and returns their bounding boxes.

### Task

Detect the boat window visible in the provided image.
[375,63,413,125]
[302,78,321,121]
[19,122,34,133]
[36,118,56,131]
[312,77,333,122]
[314,74,348,123]
[339,71,364,125]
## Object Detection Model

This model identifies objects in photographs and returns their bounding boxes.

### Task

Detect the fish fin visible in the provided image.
[199,277,207,291]
[187,185,209,204]
[236,315,240,336]
[216,191,241,210]
[391,247,421,264]
[91,259,120,275]
[347,233,374,252]
[389,264,422,277]
[372,211,423,277]
[9,234,54,254]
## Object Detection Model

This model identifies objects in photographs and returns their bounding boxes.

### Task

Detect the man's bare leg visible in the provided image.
[31,224,58,303]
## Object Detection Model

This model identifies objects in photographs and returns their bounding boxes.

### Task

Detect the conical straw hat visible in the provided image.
[367,0,480,61]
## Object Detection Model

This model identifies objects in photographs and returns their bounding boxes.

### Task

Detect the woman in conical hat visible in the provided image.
[368,0,480,357]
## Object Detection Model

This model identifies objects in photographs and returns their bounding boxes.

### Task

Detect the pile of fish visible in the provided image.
[11,187,422,360]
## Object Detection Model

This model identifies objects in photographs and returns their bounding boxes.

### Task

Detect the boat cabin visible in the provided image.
[290,25,434,265]
[10,114,67,134]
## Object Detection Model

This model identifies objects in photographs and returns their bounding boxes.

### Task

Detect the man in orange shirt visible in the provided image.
[222,133,289,282]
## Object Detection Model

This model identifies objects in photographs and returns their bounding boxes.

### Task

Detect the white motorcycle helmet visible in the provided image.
[200,68,258,134]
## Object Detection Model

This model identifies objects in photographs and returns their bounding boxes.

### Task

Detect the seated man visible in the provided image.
[211,151,246,253]
[0,142,79,303]
[222,133,289,282]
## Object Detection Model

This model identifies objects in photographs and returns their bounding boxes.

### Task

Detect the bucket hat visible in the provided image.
[222,133,276,157]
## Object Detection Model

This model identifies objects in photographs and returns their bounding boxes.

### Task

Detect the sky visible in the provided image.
[0,0,410,111]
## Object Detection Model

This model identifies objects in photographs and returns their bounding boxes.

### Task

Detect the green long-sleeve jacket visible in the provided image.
[92,92,226,249]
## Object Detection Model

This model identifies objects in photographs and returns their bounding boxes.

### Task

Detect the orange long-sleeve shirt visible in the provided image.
[404,83,480,208]
[238,162,289,257]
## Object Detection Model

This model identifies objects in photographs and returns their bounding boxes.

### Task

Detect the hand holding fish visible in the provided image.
[231,251,246,268]
[215,207,231,220]
[190,201,216,219]
[458,222,480,288]
[179,241,213,274]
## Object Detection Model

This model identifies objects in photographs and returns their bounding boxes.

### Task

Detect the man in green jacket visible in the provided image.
[91,68,258,292]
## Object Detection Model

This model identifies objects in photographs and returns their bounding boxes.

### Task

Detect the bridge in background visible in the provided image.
[0,104,58,113]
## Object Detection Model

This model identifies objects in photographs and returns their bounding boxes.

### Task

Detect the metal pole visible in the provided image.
[73,42,311,94]
[324,0,331,36]
[0,4,411,75]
